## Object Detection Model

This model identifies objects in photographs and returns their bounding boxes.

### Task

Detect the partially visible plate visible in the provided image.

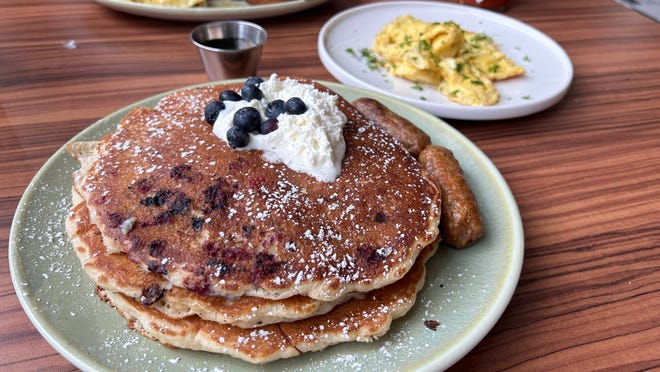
[318,1,573,120]
[93,0,328,21]
[9,80,523,371]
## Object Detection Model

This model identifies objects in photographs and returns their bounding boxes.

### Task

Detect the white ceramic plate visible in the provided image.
[9,81,523,371]
[318,1,573,120]
[93,0,328,21]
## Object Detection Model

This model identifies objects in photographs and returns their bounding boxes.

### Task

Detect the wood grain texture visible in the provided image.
[1,0,659,370]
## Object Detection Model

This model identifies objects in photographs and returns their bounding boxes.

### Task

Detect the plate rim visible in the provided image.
[317,0,574,120]
[9,79,523,371]
[92,0,329,21]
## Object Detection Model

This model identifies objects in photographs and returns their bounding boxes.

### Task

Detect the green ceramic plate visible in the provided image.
[9,81,523,371]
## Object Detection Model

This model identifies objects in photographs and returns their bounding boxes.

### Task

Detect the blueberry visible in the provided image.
[260,118,279,135]
[241,83,264,101]
[232,107,262,133]
[264,99,285,119]
[245,76,264,86]
[220,90,242,102]
[226,126,250,149]
[285,97,307,114]
[204,100,225,125]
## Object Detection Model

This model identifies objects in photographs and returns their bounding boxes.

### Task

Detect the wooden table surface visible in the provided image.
[2,0,659,370]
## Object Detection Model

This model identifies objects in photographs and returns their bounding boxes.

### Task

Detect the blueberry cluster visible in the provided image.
[204,77,309,149]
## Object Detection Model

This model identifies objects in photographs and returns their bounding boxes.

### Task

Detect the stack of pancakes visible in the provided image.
[65,79,441,363]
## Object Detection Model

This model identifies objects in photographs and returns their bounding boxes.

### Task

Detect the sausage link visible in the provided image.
[418,145,483,248]
[352,97,431,157]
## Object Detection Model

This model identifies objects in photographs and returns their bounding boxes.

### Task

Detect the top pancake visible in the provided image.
[68,79,440,301]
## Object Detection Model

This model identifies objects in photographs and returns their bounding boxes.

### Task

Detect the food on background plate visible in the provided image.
[374,15,464,85]
[126,0,291,7]
[373,15,525,106]
[460,31,525,82]
[65,74,482,363]
[245,0,291,4]
[128,0,206,7]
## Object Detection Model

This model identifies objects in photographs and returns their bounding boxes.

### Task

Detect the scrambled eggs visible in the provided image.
[459,31,526,81]
[374,15,463,85]
[373,15,525,106]
[437,57,498,106]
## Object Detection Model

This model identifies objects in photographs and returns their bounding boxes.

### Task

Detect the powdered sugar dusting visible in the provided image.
[73,84,440,301]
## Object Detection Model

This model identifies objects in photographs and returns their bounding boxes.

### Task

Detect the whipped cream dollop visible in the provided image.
[212,74,347,182]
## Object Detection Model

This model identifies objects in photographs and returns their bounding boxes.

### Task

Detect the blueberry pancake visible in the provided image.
[96,244,436,364]
[65,197,358,328]
[68,76,440,302]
